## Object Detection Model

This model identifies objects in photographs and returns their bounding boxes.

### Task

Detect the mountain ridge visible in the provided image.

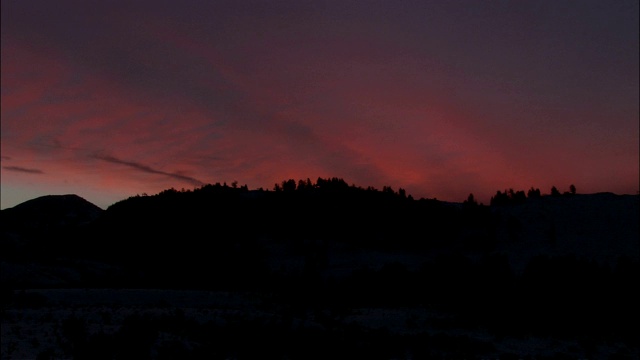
[2,181,637,285]
[2,182,638,358]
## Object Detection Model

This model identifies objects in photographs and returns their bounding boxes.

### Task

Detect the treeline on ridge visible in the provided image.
[86,177,486,265]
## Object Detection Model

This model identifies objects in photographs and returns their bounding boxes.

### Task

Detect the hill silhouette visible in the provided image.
[1,178,639,359]
[2,194,103,228]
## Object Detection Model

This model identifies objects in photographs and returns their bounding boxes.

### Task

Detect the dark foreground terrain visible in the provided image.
[2,179,639,359]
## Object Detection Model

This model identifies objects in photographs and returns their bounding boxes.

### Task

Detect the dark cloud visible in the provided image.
[95,154,204,186]
[3,166,44,174]
[1,156,12,160]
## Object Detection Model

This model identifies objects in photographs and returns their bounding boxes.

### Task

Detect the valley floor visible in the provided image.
[2,288,637,359]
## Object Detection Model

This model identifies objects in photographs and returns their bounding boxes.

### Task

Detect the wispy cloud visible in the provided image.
[0,156,12,161]
[3,166,44,174]
[1,0,638,206]
[95,154,204,186]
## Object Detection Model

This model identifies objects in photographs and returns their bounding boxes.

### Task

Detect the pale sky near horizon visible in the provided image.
[2,0,638,209]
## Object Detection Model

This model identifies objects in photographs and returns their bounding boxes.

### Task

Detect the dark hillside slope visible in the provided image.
[2,194,103,228]
[1,181,638,358]
[1,195,106,287]
[86,180,470,288]
[491,193,639,271]
[1,194,103,255]
[2,184,638,289]
[97,181,461,251]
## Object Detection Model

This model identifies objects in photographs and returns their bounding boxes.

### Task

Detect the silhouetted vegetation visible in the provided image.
[527,187,541,198]
[490,188,526,206]
[490,184,582,205]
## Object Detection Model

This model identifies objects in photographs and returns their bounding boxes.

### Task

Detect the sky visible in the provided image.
[1,0,638,209]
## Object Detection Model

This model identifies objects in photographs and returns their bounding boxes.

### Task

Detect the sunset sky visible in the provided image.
[2,0,638,209]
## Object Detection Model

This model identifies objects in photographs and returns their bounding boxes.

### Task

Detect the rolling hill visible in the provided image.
[1,180,638,359]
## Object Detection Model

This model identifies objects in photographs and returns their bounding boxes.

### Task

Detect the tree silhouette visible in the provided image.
[490,189,526,206]
[569,184,576,195]
[527,187,541,198]
[550,186,561,197]
[490,190,509,206]
[297,179,308,191]
[510,189,526,204]
[282,179,297,192]
[464,193,478,207]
